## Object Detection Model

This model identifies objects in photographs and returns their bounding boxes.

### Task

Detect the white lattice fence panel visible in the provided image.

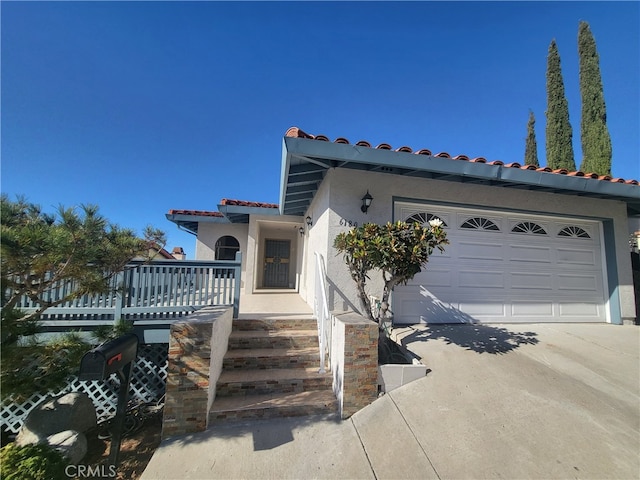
[1,343,168,435]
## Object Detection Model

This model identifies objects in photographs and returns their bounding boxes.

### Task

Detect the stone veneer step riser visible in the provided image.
[227,335,318,350]
[216,376,332,398]
[232,319,317,331]
[209,403,338,423]
[223,354,320,370]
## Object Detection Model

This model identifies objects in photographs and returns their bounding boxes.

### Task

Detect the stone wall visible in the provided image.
[162,306,233,439]
[331,312,378,418]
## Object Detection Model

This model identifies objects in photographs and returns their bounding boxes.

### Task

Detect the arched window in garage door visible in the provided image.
[405,212,448,227]
[511,222,547,235]
[460,217,500,231]
[558,226,591,238]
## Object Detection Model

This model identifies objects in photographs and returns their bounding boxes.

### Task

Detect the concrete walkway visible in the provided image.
[238,291,313,318]
[141,323,640,480]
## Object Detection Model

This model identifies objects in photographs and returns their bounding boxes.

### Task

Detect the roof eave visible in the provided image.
[165,212,230,235]
[218,204,280,223]
[281,136,640,215]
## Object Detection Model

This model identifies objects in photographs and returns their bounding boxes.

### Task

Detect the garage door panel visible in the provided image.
[416,268,452,287]
[511,302,554,317]
[458,270,504,288]
[557,273,599,292]
[393,288,475,324]
[509,244,552,263]
[393,202,606,324]
[458,302,506,316]
[556,248,597,266]
[458,241,503,261]
[558,302,601,317]
[510,272,554,290]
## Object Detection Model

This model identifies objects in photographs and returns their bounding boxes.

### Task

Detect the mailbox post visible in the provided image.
[79,333,139,468]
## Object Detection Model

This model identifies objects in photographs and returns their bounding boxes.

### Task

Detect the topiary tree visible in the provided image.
[1,195,165,401]
[334,220,448,326]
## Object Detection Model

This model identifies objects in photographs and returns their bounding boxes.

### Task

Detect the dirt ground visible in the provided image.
[81,415,162,480]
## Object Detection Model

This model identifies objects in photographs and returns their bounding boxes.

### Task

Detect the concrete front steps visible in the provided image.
[209,317,337,424]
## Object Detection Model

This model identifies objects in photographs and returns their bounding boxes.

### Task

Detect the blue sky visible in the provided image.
[2,1,639,259]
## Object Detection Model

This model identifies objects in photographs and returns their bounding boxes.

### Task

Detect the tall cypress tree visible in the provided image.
[578,21,612,175]
[545,40,576,170]
[524,110,540,167]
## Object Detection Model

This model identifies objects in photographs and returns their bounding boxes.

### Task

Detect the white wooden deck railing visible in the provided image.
[11,254,242,329]
[313,252,331,374]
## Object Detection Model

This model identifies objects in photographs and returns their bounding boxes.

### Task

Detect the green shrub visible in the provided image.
[0,443,69,480]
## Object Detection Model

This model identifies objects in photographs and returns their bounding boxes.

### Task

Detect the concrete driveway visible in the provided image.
[142,323,639,479]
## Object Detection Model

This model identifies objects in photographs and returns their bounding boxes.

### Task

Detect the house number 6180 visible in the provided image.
[339,218,358,228]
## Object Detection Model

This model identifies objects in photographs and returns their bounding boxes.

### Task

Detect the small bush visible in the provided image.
[0,443,69,480]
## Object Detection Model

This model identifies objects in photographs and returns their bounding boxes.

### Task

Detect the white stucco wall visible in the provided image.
[313,168,635,324]
[300,174,332,308]
[195,222,249,287]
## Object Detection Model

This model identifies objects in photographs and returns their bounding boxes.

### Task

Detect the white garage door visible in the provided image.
[393,202,608,324]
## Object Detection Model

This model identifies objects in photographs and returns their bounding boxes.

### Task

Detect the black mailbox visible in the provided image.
[79,333,139,381]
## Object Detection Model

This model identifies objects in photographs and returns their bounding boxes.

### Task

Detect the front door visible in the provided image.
[263,239,291,288]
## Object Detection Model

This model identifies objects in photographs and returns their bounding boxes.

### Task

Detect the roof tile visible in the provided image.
[220,199,279,208]
[168,209,224,217]
[285,126,638,186]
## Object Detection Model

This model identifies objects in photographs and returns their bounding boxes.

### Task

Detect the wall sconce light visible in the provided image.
[299,226,305,237]
[361,190,373,214]
[305,216,313,227]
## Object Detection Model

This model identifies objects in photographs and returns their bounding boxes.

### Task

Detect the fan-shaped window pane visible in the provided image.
[460,217,500,231]
[511,222,547,235]
[405,213,448,227]
[558,226,590,238]
[215,236,240,260]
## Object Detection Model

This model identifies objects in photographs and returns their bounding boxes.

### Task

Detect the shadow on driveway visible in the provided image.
[396,323,539,355]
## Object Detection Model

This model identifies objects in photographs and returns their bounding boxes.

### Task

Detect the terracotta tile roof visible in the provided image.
[168,209,224,217]
[285,126,639,186]
[147,241,175,259]
[220,199,279,209]
[168,200,279,218]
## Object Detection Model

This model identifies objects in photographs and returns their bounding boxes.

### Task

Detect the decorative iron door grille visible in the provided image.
[263,239,291,288]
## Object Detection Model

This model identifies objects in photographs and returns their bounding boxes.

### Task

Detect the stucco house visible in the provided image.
[167,127,640,325]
